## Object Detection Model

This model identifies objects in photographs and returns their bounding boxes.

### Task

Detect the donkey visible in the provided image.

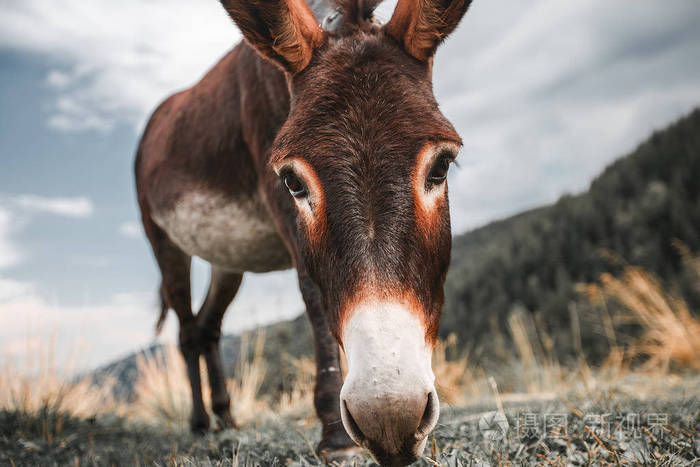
[135,0,471,464]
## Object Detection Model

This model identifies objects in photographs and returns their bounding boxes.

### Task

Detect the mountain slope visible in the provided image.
[441,108,700,360]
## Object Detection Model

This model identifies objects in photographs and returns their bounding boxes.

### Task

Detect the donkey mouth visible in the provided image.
[341,399,368,447]
[340,386,439,466]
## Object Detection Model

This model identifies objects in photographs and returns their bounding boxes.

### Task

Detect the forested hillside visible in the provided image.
[441,108,700,361]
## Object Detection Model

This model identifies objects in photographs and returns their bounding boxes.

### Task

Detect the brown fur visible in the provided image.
[221,0,324,73]
[386,0,473,62]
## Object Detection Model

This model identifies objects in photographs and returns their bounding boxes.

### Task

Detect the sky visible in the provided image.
[0,0,699,370]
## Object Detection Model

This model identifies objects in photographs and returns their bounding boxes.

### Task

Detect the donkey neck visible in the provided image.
[233,44,292,165]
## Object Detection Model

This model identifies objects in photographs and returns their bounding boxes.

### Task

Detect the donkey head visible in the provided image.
[221,0,471,464]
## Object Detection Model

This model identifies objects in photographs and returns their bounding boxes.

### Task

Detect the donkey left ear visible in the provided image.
[385,0,472,62]
[220,0,324,74]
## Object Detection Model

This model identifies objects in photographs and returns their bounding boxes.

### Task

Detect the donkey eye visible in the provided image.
[427,155,451,187]
[283,171,307,198]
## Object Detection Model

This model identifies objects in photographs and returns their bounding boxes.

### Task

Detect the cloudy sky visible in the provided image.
[1,0,699,370]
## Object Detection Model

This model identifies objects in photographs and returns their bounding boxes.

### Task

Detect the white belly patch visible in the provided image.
[153,190,292,272]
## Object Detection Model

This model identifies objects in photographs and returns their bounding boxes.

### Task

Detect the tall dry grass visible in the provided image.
[130,343,193,427]
[1,329,484,427]
[3,254,698,428]
[132,331,271,428]
[0,336,121,418]
[504,309,570,395]
[432,333,481,405]
[448,251,700,401]
[226,332,269,421]
[582,264,700,372]
[277,354,315,418]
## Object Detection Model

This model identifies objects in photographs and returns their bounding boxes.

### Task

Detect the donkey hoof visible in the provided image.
[190,416,210,434]
[215,412,238,431]
[317,430,363,461]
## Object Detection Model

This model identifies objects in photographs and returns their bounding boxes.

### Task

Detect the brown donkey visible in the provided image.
[135,0,471,464]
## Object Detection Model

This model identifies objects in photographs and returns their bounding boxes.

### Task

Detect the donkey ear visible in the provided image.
[385,0,472,62]
[220,0,324,74]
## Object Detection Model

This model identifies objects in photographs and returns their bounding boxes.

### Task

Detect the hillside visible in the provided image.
[442,108,700,361]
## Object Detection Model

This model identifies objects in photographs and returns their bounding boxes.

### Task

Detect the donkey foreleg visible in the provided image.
[196,268,243,429]
[298,274,357,455]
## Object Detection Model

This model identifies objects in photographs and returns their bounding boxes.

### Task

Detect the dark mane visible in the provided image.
[309,0,384,34]
[334,0,384,23]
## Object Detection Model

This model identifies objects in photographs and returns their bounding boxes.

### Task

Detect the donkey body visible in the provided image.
[135,0,471,465]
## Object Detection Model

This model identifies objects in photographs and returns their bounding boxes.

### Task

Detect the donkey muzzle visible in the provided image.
[339,302,438,466]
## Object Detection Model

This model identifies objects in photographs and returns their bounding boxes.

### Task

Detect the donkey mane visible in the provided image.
[329,0,384,28]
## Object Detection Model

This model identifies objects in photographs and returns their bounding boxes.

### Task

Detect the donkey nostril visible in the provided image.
[341,400,367,446]
[416,391,439,438]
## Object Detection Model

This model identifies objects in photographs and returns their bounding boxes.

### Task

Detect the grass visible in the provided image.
[132,332,272,428]
[2,387,698,466]
[0,336,120,420]
[585,266,700,372]
[2,256,699,465]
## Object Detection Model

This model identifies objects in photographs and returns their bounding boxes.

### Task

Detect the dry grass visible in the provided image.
[506,309,567,394]
[131,343,193,427]
[0,330,487,428]
[445,253,700,402]
[132,331,272,428]
[226,332,270,422]
[0,336,121,419]
[432,334,481,405]
[277,354,315,418]
[585,265,700,372]
[3,255,698,430]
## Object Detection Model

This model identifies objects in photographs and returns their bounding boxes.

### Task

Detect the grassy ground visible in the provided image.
[3,261,700,466]
[2,377,698,466]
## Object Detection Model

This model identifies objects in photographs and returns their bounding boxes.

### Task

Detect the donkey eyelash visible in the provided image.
[437,148,458,163]
[432,150,457,170]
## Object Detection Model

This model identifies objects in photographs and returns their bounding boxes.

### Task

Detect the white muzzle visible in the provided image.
[339,302,439,465]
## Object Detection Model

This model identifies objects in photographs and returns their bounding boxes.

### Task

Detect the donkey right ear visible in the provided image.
[220,0,324,74]
[386,0,472,62]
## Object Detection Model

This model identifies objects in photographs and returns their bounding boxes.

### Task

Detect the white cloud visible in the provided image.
[46,69,71,88]
[0,0,239,132]
[0,290,174,370]
[48,96,114,132]
[0,278,30,303]
[0,266,304,371]
[434,0,700,231]
[1,0,697,232]
[0,194,302,373]
[69,256,111,268]
[0,199,164,370]
[13,194,94,217]
[118,220,142,239]
[0,208,21,269]
[0,194,94,274]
